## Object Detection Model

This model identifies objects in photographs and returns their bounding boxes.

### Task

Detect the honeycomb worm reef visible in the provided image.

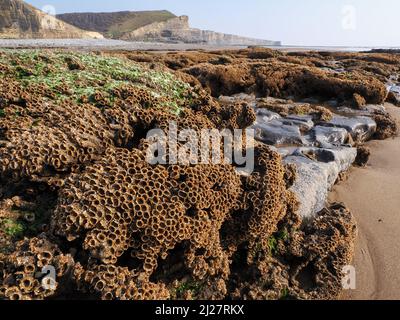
[1,48,399,300]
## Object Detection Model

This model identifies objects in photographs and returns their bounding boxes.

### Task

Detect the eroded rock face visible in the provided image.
[57,12,280,45]
[256,109,281,122]
[57,10,176,39]
[282,115,315,132]
[120,16,280,46]
[0,0,103,39]
[244,96,363,219]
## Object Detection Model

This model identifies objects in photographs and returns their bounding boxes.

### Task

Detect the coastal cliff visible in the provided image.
[121,16,281,46]
[58,11,280,46]
[57,10,176,39]
[0,0,103,39]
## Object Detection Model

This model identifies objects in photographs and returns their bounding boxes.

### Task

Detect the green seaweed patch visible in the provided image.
[11,202,54,237]
[280,287,290,300]
[174,280,202,299]
[267,236,278,255]
[0,218,24,238]
[0,49,192,115]
[268,228,289,256]
[276,228,289,242]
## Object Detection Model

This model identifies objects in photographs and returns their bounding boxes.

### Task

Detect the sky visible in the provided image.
[25,0,400,47]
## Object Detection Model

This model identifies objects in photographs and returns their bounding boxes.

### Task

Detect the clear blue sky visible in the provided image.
[25,0,400,47]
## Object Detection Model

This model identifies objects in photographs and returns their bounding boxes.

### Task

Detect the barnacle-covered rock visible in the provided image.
[0,49,362,301]
[73,264,170,300]
[289,203,357,299]
[0,235,74,300]
[372,110,398,140]
[229,202,357,300]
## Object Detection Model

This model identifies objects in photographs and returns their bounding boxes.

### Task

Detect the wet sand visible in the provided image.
[329,104,400,300]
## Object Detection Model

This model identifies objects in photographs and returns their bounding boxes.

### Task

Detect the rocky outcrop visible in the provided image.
[121,16,281,46]
[218,92,383,219]
[0,0,103,39]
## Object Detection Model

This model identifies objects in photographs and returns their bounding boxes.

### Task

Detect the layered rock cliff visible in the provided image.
[121,16,281,46]
[57,10,176,39]
[0,0,103,39]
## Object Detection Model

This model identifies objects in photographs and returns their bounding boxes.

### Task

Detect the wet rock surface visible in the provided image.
[321,115,377,141]
[282,115,315,131]
[311,126,349,148]
[386,78,400,106]
[284,147,357,219]
[219,92,391,219]
[250,100,379,219]
[253,119,306,146]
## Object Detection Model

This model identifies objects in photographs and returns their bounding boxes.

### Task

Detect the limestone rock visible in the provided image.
[311,126,349,148]
[256,109,281,122]
[321,115,377,142]
[252,119,306,146]
[284,147,357,218]
[281,115,314,132]
[120,16,280,46]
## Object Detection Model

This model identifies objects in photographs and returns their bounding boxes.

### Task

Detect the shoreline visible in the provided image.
[0,39,391,52]
[329,103,400,300]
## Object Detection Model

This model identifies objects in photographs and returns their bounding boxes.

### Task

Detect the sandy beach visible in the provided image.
[330,103,400,300]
